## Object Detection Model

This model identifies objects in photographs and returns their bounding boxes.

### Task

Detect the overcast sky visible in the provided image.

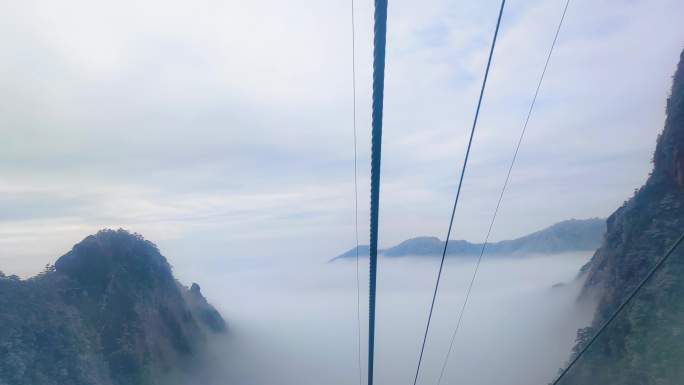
[1,0,683,276]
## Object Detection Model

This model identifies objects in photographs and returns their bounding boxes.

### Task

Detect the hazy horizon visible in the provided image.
[1,214,601,278]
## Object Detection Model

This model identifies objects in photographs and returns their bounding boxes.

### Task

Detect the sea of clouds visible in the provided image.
[170,251,595,385]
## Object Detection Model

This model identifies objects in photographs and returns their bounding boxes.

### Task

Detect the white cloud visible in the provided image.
[0,0,682,275]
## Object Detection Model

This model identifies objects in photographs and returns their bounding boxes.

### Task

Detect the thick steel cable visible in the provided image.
[436,1,571,384]
[551,230,684,385]
[411,2,506,385]
[350,0,363,384]
[368,1,388,385]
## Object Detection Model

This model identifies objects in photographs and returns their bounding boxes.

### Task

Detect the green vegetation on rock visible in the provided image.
[558,49,684,385]
[0,229,226,385]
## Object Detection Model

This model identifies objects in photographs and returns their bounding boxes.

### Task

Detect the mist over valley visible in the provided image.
[175,249,595,385]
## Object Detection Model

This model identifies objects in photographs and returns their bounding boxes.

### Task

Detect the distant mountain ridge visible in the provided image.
[332,218,606,261]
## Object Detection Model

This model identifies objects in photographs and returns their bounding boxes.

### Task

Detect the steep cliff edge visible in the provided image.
[560,49,684,384]
[0,229,226,385]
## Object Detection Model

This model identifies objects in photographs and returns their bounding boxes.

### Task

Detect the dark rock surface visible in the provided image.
[559,49,684,385]
[0,229,226,385]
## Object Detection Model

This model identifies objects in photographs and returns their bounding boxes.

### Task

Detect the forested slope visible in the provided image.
[559,49,684,385]
[0,229,225,385]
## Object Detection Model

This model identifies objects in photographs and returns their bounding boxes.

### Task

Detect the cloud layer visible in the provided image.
[165,253,596,385]
[0,0,682,274]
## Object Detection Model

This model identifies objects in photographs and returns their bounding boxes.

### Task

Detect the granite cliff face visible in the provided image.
[560,50,684,385]
[0,229,225,385]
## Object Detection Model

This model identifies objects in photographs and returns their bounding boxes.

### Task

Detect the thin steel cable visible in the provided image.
[550,230,684,385]
[412,2,506,385]
[368,1,388,385]
[436,1,571,383]
[350,0,363,384]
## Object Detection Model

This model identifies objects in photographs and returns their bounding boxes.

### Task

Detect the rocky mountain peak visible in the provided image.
[651,49,684,188]
[0,229,227,385]
[54,229,174,297]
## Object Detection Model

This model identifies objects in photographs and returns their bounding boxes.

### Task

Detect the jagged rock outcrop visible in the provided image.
[560,49,684,385]
[185,283,226,334]
[0,229,226,385]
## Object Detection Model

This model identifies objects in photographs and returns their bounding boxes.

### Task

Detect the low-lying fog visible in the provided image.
[173,252,595,385]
